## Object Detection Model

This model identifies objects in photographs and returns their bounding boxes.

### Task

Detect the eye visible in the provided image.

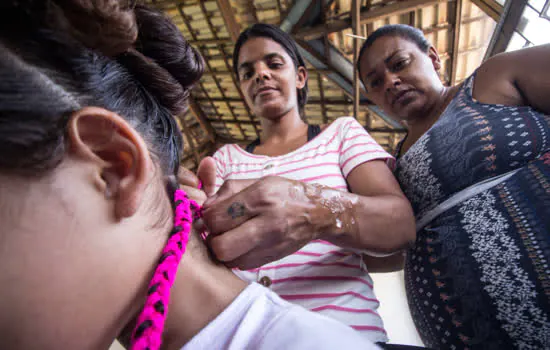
[268,61,283,69]
[241,70,253,80]
[370,78,382,89]
[392,59,408,72]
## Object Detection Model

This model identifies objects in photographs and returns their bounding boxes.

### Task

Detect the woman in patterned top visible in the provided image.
[357,24,550,349]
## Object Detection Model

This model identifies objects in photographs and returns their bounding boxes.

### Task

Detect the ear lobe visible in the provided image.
[428,46,442,71]
[67,107,153,220]
[296,66,308,89]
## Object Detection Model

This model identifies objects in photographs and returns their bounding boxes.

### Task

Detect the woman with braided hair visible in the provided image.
[0,1,380,349]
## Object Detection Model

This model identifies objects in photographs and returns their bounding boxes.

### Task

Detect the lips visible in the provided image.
[392,89,415,106]
[254,85,278,99]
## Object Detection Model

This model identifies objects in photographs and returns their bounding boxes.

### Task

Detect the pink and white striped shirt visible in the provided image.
[212,117,393,343]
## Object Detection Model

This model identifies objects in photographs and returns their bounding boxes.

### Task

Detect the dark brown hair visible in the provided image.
[232,23,309,115]
[0,0,204,176]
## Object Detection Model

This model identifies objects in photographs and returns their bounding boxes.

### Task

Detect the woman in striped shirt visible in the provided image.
[180,23,416,345]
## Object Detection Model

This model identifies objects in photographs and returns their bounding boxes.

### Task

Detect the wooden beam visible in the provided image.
[189,99,215,143]
[483,0,528,59]
[295,0,446,41]
[198,1,247,139]
[179,116,200,166]
[202,68,334,76]
[196,97,353,105]
[470,0,503,21]
[352,0,361,119]
[450,0,463,85]
[190,38,231,46]
[177,4,232,138]
[216,0,241,42]
[317,75,328,124]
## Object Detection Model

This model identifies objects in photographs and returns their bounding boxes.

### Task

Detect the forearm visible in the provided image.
[307,184,415,253]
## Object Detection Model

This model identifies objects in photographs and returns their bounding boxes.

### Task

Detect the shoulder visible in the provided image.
[472,51,528,106]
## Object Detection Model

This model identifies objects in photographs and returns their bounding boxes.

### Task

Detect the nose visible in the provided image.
[384,72,401,92]
[254,62,271,83]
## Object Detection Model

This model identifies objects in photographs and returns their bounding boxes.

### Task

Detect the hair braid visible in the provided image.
[129,188,202,350]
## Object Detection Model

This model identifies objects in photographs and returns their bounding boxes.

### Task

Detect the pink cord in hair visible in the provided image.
[130,189,201,350]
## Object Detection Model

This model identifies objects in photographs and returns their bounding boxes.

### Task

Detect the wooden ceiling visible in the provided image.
[145,0,502,171]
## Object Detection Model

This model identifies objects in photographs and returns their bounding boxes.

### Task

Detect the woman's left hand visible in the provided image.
[202,176,321,270]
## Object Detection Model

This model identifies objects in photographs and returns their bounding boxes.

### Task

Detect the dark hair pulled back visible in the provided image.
[357,24,430,85]
[0,0,204,176]
[232,23,308,115]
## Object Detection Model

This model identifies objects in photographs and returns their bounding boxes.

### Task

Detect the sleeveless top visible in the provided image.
[394,73,550,349]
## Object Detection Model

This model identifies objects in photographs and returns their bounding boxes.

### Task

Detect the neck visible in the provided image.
[406,85,455,138]
[259,108,307,144]
[161,253,247,350]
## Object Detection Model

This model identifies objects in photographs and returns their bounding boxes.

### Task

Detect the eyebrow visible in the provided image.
[364,50,403,81]
[238,53,286,72]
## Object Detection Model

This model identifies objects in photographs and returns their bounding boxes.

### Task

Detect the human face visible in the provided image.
[359,35,444,121]
[0,108,172,349]
[237,37,307,120]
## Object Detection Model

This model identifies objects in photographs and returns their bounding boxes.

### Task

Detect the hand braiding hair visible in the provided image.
[130,187,203,350]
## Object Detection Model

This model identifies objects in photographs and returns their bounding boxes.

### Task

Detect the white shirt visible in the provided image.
[182,283,381,350]
[212,117,393,343]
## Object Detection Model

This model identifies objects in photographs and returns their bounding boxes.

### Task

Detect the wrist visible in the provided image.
[302,183,359,244]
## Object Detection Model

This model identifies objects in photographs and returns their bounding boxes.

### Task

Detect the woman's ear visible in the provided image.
[428,45,442,71]
[67,107,153,220]
[296,66,308,89]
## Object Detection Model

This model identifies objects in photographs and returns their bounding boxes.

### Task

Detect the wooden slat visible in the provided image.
[216,0,241,42]
[198,1,247,139]
[317,74,328,124]
[483,0,528,59]
[295,0,446,40]
[470,0,502,21]
[450,0,463,85]
[189,98,216,143]
[352,0,361,119]
[179,115,200,165]
[176,4,232,138]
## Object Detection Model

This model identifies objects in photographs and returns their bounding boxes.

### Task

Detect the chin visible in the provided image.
[256,104,290,121]
[395,100,426,120]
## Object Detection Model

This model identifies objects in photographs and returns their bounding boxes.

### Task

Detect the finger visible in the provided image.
[197,156,217,197]
[202,195,255,235]
[179,185,207,206]
[177,166,199,188]
[203,178,258,208]
[207,217,264,262]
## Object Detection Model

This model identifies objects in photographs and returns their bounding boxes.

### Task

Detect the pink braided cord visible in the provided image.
[130,189,201,350]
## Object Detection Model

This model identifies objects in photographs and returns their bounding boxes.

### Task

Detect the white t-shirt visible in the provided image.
[182,283,381,349]
[212,117,393,343]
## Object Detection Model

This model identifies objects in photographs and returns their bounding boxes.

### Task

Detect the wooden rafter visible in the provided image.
[470,0,502,21]
[179,115,200,165]
[176,4,233,138]
[450,0,463,85]
[351,0,361,120]
[196,97,354,105]
[295,0,446,41]
[216,0,241,42]
[483,0,528,59]
[317,74,328,124]
[189,99,215,143]
[197,1,248,139]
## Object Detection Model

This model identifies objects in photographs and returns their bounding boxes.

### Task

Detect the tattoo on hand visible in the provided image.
[227,202,246,219]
